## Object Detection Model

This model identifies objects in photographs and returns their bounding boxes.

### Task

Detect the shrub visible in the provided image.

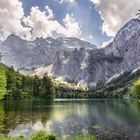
[30,131,58,140]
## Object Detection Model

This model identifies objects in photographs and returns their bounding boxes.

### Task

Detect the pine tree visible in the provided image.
[0,64,7,99]
[6,66,17,98]
[0,54,7,99]
[33,75,41,97]
[40,73,55,99]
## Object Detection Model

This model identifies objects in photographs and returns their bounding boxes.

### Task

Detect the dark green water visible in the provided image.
[0,99,140,140]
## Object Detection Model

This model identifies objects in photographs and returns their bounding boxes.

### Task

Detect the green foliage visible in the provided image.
[0,131,97,140]
[89,69,140,99]
[0,134,27,140]
[33,75,41,97]
[40,74,55,99]
[0,64,7,99]
[31,131,58,140]
[0,63,55,100]
[134,79,140,98]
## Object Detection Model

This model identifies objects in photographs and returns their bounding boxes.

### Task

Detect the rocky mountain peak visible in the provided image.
[0,34,96,70]
[56,37,97,50]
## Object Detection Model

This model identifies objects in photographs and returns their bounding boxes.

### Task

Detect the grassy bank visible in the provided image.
[0,131,97,140]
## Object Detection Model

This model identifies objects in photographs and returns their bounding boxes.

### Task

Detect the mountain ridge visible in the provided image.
[0,35,97,69]
[0,18,140,87]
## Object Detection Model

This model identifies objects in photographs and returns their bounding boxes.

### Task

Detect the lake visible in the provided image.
[0,99,140,140]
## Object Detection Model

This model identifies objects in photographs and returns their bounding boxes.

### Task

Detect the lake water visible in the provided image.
[0,99,140,140]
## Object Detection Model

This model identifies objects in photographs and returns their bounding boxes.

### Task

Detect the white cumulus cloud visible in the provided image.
[63,14,81,37]
[0,0,81,40]
[0,0,31,40]
[24,6,81,39]
[90,0,140,37]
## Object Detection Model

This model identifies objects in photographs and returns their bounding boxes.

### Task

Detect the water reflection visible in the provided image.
[0,99,140,139]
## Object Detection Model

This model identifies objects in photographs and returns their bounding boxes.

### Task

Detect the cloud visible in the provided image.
[56,0,75,4]
[24,6,81,39]
[0,0,31,40]
[63,14,81,37]
[0,0,81,40]
[88,35,93,39]
[23,6,57,38]
[90,0,140,36]
[90,0,100,4]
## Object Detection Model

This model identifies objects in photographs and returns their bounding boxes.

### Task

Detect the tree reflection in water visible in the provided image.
[0,99,140,139]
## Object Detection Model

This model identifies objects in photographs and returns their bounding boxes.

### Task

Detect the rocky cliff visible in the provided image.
[52,19,140,85]
[0,35,96,69]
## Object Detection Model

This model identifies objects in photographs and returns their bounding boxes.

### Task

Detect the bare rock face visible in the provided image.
[52,48,88,82]
[52,19,140,84]
[86,19,140,84]
[85,50,122,83]
[104,19,140,72]
[0,35,96,69]
[0,19,140,85]
[0,35,56,69]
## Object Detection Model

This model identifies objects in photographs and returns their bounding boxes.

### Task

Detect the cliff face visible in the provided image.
[0,19,140,85]
[52,48,88,81]
[107,19,140,71]
[0,35,96,69]
[52,19,140,84]
[88,19,140,84]
[0,35,57,69]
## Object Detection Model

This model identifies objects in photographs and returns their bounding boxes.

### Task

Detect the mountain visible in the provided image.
[105,18,140,69]
[0,35,96,69]
[0,18,140,86]
[52,18,140,84]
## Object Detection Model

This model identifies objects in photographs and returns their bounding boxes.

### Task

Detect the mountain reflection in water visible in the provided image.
[0,99,140,140]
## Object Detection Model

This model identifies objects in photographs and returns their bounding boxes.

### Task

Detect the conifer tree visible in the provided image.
[0,54,7,99]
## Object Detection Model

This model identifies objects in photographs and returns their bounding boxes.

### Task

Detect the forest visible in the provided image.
[0,63,55,100]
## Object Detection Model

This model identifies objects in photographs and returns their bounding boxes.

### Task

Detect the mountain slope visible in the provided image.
[98,68,140,98]
[0,19,140,86]
[52,18,140,84]
[87,19,140,82]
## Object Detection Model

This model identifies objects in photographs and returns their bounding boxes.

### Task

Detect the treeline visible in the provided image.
[0,63,55,100]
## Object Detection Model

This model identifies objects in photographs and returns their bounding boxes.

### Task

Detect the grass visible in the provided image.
[0,131,97,140]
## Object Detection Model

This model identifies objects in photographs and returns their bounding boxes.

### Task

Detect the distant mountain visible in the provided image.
[0,35,96,69]
[56,37,96,50]
[0,19,140,87]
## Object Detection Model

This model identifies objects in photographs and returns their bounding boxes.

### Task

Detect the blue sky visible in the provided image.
[21,0,111,46]
[0,0,139,47]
